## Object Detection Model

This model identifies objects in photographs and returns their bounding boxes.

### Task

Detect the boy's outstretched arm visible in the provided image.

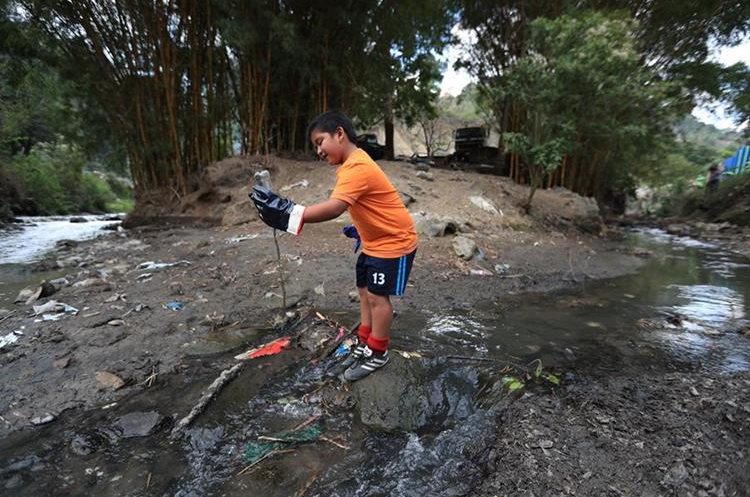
[303,198,348,223]
[251,185,347,234]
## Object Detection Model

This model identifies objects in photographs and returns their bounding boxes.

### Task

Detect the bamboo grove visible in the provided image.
[8,0,750,204]
[16,0,452,196]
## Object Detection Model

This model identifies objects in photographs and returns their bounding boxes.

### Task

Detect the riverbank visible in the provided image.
[1,157,748,496]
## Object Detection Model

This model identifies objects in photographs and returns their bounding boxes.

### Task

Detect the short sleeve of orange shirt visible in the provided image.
[330,149,418,258]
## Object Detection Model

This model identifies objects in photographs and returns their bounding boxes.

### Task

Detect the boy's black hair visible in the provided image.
[307,111,358,143]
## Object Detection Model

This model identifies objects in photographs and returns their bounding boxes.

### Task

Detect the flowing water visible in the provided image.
[1,227,749,496]
[0,216,120,308]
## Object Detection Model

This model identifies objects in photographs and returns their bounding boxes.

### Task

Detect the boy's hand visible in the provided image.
[342,225,361,252]
[250,185,306,235]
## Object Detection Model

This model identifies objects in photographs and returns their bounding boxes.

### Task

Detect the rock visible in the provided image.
[400,191,416,207]
[661,462,689,488]
[453,236,478,260]
[352,358,479,431]
[353,354,429,430]
[413,213,460,238]
[95,371,125,390]
[416,171,434,182]
[54,356,71,369]
[414,162,430,172]
[107,319,125,326]
[113,411,164,438]
[55,239,79,249]
[69,217,88,223]
[666,224,691,236]
[348,290,360,303]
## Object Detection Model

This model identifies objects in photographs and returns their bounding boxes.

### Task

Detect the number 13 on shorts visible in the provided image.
[356,250,416,296]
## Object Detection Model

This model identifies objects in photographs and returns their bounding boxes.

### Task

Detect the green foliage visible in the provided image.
[501,376,524,392]
[8,143,131,214]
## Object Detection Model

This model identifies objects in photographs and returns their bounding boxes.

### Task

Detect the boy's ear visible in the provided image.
[335,126,344,142]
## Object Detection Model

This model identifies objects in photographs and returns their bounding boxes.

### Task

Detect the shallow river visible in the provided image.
[0,226,748,496]
[0,216,120,308]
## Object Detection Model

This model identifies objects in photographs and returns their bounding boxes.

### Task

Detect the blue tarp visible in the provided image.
[723,145,750,175]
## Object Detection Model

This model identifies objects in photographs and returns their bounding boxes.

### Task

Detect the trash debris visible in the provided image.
[0,331,22,349]
[494,263,511,274]
[163,301,185,311]
[104,293,127,303]
[333,338,356,358]
[136,260,192,272]
[32,300,79,317]
[280,179,310,191]
[234,337,291,360]
[226,234,259,244]
[470,196,502,216]
[314,284,325,296]
[243,423,323,465]
[470,268,493,276]
[30,414,56,426]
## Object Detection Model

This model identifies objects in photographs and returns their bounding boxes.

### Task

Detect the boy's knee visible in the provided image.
[366,291,390,308]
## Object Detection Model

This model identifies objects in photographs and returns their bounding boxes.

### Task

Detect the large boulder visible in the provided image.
[352,357,480,431]
[413,213,462,238]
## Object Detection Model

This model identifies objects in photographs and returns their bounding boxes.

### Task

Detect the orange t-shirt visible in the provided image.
[330,149,418,258]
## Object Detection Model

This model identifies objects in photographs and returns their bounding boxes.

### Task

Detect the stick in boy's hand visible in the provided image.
[250,171,306,235]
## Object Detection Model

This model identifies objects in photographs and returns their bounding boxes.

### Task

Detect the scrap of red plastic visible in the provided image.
[244,337,291,359]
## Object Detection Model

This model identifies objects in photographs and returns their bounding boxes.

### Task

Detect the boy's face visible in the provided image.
[310,127,347,165]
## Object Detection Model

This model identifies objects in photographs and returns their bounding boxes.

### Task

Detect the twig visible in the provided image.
[257,435,291,443]
[0,310,16,323]
[497,274,525,279]
[320,436,350,450]
[292,415,319,432]
[273,229,288,309]
[170,362,246,439]
[145,472,152,489]
[237,449,296,476]
[140,366,157,387]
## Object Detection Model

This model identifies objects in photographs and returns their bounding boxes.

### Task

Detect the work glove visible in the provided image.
[250,185,306,235]
[342,225,361,252]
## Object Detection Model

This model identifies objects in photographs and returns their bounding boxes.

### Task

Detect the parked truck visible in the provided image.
[452,126,501,164]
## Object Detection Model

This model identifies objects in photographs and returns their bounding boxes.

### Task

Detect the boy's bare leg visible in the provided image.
[366,292,392,341]
[358,286,371,328]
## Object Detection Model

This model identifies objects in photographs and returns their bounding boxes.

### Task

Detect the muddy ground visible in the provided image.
[1,157,748,496]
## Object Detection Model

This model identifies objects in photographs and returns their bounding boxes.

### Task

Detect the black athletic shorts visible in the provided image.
[356,249,416,296]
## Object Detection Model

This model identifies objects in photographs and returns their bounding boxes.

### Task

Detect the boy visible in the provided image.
[251,111,417,381]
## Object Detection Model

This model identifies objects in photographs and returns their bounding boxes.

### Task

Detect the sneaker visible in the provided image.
[328,342,366,376]
[343,347,389,381]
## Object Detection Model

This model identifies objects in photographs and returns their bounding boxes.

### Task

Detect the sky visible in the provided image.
[440,30,750,132]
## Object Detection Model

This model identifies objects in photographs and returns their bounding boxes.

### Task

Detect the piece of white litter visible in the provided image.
[0,332,20,349]
[280,179,309,191]
[136,260,191,271]
[226,234,259,243]
[470,196,501,215]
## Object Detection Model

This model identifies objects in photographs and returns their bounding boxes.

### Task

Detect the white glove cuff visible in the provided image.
[286,204,306,235]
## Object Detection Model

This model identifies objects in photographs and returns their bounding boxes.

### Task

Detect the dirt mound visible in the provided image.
[125,155,602,234]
